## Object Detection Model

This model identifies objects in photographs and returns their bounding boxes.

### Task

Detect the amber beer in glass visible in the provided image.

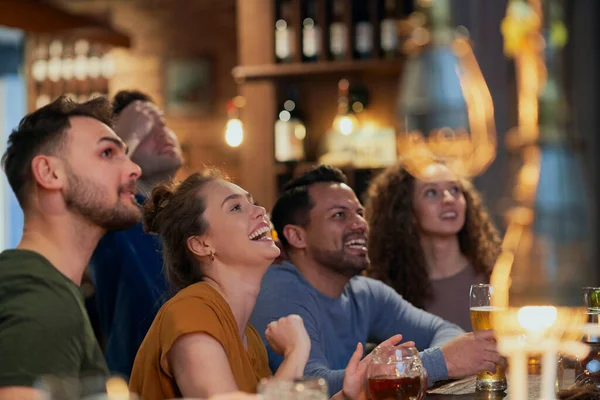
[469,284,507,391]
[367,346,427,400]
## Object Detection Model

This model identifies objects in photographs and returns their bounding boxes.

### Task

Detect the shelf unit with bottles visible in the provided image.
[25,35,116,112]
[234,0,411,210]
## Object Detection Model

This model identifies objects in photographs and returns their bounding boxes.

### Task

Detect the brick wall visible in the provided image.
[50,0,241,179]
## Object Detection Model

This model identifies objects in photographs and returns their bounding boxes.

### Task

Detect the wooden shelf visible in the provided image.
[0,0,131,48]
[232,58,405,81]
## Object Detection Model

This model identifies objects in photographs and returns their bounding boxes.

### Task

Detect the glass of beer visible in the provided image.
[367,345,428,400]
[470,284,507,392]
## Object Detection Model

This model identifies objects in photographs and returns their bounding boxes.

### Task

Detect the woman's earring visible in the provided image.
[209,251,215,262]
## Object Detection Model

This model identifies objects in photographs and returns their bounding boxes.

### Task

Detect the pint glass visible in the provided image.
[470,284,507,391]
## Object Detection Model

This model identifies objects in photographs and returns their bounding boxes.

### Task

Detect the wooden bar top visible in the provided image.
[426,371,575,399]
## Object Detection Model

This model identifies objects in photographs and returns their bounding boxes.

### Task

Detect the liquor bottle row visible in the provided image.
[29,37,115,109]
[274,0,413,63]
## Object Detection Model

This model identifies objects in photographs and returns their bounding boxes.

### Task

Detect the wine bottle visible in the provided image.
[380,0,398,59]
[302,0,321,62]
[274,87,306,162]
[329,0,348,60]
[275,0,295,63]
[74,39,90,101]
[88,43,104,99]
[31,38,49,109]
[60,41,77,101]
[353,0,373,59]
[47,39,64,100]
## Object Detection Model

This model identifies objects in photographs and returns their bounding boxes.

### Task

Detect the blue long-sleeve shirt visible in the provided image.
[88,195,169,378]
[249,261,464,397]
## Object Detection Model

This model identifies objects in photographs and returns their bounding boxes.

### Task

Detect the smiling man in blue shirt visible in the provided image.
[250,165,504,396]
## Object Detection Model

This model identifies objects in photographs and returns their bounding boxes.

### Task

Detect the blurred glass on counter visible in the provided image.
[258,377,328,400]
[34,375,137,400]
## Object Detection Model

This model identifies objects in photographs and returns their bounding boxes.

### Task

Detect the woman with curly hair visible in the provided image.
[365,161,501,331]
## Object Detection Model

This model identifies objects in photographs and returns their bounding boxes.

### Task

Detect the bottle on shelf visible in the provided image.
[328,0,348,60]
[302,0,321,62]
[31,37,50,109]
[353,0,374,60]
[47,39,65,101]
[275,0,296,63]
[73,38,91,101]
[100,50,117,93]
[60,40,77,100]
[380,0,400,59]
[319,78,359,167]
[87,43,104,99]
[274,86,307,163]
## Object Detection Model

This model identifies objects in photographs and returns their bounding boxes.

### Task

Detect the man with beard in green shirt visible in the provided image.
[0,95,142,399]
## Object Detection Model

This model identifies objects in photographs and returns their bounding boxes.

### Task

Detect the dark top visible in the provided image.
[427,266,487,332]
[89,194,168,378]
[0,249,108,392]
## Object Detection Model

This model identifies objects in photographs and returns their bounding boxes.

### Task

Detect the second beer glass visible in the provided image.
[469,284,507,391]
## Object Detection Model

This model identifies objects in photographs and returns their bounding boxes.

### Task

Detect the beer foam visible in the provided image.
[470,306,503,311]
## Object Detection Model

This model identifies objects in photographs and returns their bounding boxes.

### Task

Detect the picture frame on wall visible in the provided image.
[164,56,211,115]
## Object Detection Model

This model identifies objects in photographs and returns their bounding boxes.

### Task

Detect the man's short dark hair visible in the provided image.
[1,95,113,209]
[271,165,347,249]
[112,90,153,116]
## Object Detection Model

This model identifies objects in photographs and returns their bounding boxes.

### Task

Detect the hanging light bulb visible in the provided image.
[224,96,245,148]
[333,115,357,136]
[332,78,359,136]
[396,0,496,179]
[225,119,243,148]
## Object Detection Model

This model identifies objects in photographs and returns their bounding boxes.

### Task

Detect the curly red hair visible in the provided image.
[365,162,502,309]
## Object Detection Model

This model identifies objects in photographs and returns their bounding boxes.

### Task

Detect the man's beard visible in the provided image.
[63,169,141,231]
[311,244,369,279]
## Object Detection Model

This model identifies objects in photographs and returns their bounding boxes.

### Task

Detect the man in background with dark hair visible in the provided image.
[0,96,142,399]
[250,165,505,397]
[89,90,184,378]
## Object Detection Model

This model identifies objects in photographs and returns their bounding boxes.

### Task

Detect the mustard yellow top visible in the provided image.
[129,282,272,399]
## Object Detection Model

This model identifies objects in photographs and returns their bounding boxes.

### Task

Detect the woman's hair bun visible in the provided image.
[142,182,175,234]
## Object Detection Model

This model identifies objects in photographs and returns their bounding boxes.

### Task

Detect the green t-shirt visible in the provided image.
[0,249,108,392]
